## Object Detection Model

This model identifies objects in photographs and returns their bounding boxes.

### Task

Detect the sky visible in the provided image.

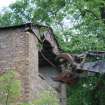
[0,0,16,8]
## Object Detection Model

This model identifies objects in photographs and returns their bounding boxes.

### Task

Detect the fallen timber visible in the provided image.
[53,51,105,85]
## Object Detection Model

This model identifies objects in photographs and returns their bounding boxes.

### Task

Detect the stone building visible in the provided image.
[0,23,66,105]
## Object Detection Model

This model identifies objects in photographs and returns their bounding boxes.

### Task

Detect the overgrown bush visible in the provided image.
[0,70,59,105]
[67,74,105,105]
[0,70,21,105]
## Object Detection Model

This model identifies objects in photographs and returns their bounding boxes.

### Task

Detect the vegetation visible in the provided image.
[1,0,105,53]
[0,70,59,105]
[67,74,105,105]
[0,0,105,105]
[0,70,21,105]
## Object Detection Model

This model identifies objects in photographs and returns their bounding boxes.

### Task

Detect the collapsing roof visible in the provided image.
[0,22,61,67]
[1,23,105,84]
[0,22,65,104]
[0,23,105,72]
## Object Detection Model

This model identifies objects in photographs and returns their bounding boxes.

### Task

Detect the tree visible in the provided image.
[1,1,105,104]
[1,0,105,53]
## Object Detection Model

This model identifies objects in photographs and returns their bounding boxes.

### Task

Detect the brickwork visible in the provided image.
[0,27,39,102]
[0,25,60,104]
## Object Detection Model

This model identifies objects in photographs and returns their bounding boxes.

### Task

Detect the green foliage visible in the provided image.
[1,0,105,53]
[0,70,21,105]
[1,0,105,105]
[67,74,105,105]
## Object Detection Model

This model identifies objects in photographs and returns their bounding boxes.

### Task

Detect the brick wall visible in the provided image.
[0,27,39,103]
[0,26,60,104]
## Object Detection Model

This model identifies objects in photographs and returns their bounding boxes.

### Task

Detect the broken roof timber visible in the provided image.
[79,61,105,73]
